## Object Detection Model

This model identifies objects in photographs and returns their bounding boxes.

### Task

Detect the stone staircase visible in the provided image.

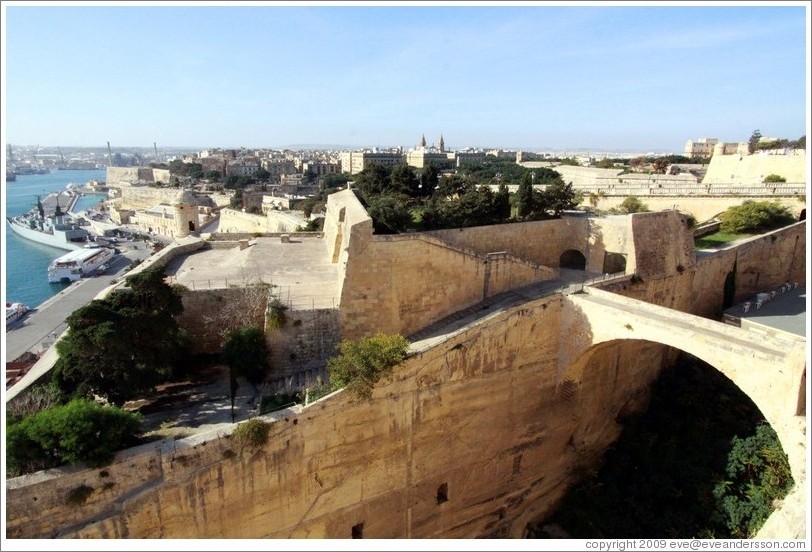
[407,278,569,350]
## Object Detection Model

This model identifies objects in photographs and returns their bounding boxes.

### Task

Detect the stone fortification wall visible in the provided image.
[425,218,588,268]
[595,221,805,320]
[174,287,268,353]
[116,186,182,211]
[340,232,556,339]
[264,308,340,382]
[591,194,805,222]
[628,211,696,278]
[106,167,170,187]
[703,151,807,185]
[218,208,270,234]
[217,208,309,234]
[6,294,673,539]
[323,189,371,298]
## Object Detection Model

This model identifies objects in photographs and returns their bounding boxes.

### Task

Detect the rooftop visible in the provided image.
[163,236,340,309]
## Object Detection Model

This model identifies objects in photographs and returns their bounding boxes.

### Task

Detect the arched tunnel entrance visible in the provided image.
[527,342,794,539]
[559,249,587,270]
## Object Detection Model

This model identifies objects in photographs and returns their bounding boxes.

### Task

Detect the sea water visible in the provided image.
[3,169,107,309]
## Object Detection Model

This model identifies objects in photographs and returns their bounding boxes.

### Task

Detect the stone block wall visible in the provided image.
[5,294,674,539]
[265,308,340,377]
[703,152,807,185]
[340,233,555,339]
[425,218,588,268]
[175,287,268,353]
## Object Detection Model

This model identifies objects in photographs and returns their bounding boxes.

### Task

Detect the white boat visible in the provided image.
[48,247,115,283]
[6,302,29,326]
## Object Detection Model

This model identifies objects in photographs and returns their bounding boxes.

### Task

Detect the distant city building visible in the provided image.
[302,161,340,176]
[684,138,719,158]
[339,150,405,174]
[406,134,454,169]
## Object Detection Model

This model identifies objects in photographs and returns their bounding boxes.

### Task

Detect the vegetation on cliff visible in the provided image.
[6,399,142,477]
[719,200,795,234]
[51,266,189,406]
[531,355,793,539]
[327,333,410,400]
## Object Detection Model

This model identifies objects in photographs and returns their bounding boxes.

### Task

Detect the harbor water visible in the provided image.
[4,169,107,309]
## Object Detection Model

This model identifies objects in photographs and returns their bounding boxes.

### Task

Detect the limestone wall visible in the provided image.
[340,233,555,339]
[703,152,807,185]
[595,221,806,319]
[425,218,588,268]
[5,294,673,539]
[265,308,340,376]
[591,195,806,222]
[116,186,182,211]
[174,288,268,353]
[218,208,274,234]
[106,167,170,187]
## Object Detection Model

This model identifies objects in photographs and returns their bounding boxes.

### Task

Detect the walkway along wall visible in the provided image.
[5,294,675,538]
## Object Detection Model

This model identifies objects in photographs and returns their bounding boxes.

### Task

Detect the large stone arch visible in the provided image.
[562,288,806,482]
[555,336,801,538]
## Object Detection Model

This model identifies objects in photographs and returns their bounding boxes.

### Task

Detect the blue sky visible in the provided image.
[2,2,809,153]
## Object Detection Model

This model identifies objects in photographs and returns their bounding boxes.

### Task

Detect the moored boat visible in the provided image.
[6,302,30,326]
[47,247,116,283]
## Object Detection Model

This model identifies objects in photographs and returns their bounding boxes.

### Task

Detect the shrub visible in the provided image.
[763,174,786,183]
[719,201,795,234]
[66,484,94,506]
[266,297,288,330]
[6,399,142,477]
[222,326,270,385]
[328,333,410,400]
[232,418,271,450]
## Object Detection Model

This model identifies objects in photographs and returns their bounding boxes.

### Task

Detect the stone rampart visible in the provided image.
[703,152,807,185]
[340,232,556,339]
[6,294,673,538]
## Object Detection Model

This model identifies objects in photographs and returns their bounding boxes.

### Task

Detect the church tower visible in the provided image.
[439,134,445,152]
[420,134,426,148]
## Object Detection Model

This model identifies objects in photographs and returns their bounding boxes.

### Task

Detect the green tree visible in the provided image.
[321,172,350,190]
[222,326,270,385]
[353,164,390,197]
[205,169,222,181]
[516,172,534,218]
[328,333,410,400]
[230,188,244,209]
[6,399,142,476]
[617,195,650,214]
[390,164,421,197]
[719,200,795,234]
[365,193,413,234]
[712,424,793,537]
[542,179,579,216]
[763,174,786,183]
[52,266,186,405]
[420,163,440,197]
[748,129,762,154]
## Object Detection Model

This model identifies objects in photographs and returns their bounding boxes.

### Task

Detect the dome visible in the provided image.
[174,189,195,205]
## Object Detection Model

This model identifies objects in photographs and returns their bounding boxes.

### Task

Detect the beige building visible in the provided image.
[684,138,719,158]
[133,189,200,239]
[339,150,405,174]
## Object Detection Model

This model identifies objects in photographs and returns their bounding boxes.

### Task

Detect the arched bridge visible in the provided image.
[561,286,807,478]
